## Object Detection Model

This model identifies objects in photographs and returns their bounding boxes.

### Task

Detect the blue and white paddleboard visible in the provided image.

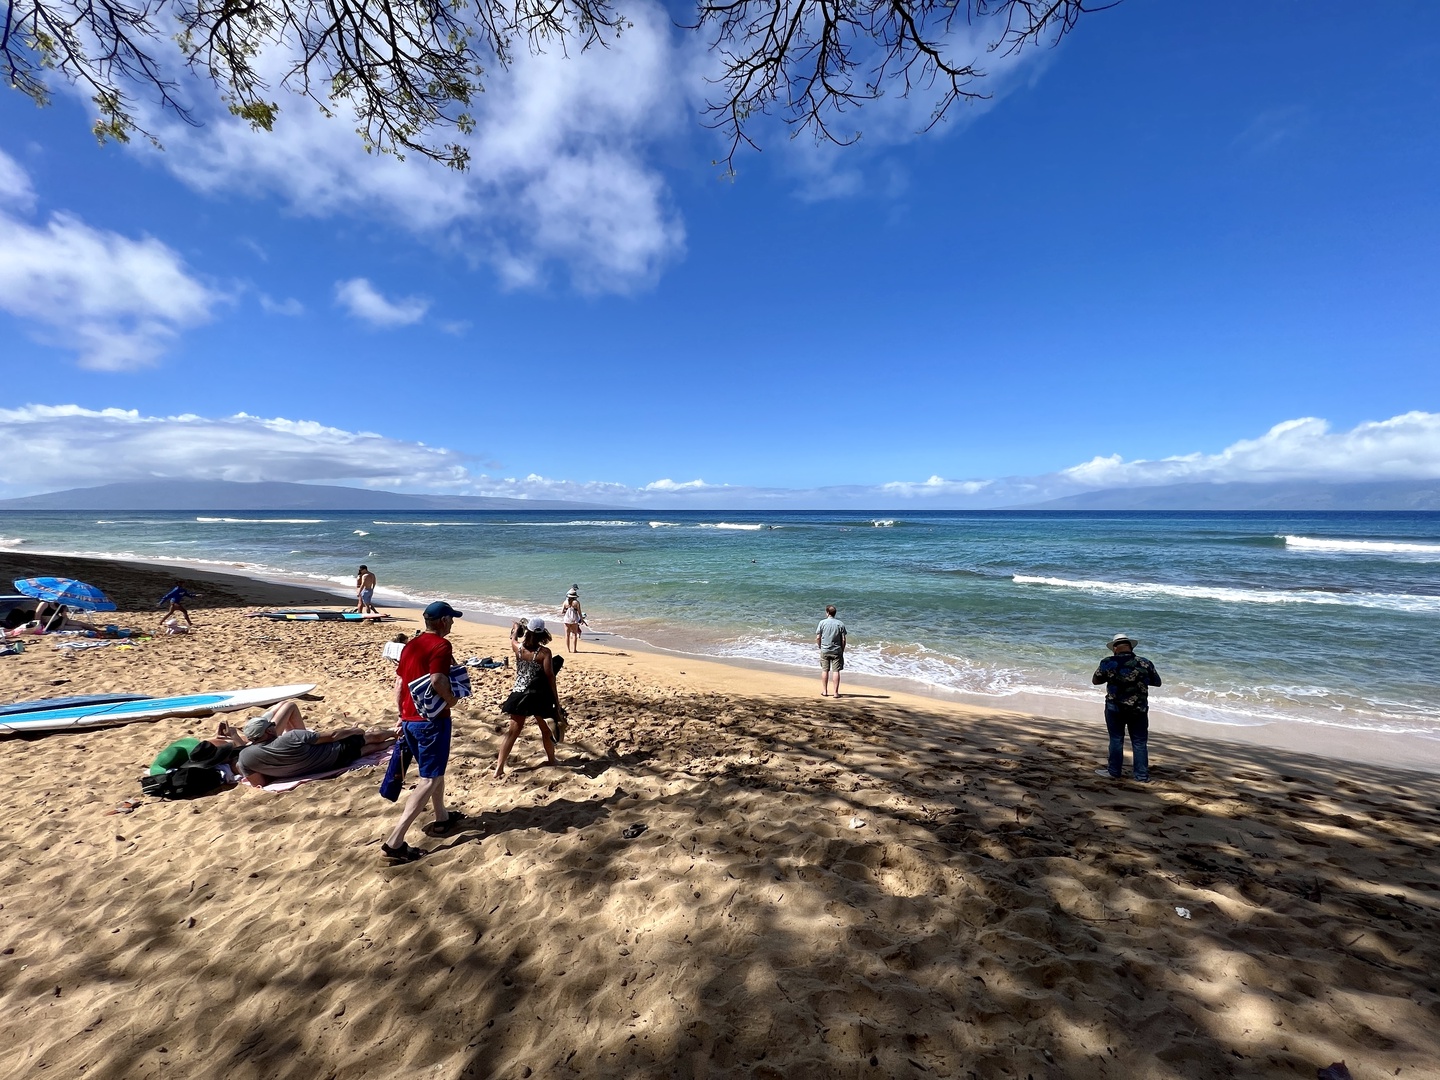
[251,611,391,621]
[0,693,151,718]
[0,683,317,734]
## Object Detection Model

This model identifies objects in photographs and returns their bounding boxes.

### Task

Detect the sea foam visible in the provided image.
[1014,574,1440,613]
[1283,535,1440,557]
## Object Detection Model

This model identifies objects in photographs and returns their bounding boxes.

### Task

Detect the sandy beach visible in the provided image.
[2,552,1439,1079]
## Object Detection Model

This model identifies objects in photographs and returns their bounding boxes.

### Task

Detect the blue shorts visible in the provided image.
[402,716,451,778]
[359,589,374,604]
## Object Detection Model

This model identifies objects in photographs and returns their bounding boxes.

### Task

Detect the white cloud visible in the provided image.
[2,407,1436,507]
[334,278,429,327]
[259,294,304,316]
[643,478,716,492]
[0,152,222,370]
[1059,413,1440,488]
[0,148,36,210]
[0,405,473,492]
[127,1,687,293]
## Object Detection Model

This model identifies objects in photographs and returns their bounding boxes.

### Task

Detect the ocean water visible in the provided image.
[3,510,1438,737]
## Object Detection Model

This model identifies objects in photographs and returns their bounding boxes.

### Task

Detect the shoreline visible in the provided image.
[5,534,1438,745]
[5,547,1440,776]
[3,549,1440,1077]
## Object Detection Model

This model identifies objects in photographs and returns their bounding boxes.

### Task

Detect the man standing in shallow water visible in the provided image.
[1092,633,1162,782]
[816,604,848,697]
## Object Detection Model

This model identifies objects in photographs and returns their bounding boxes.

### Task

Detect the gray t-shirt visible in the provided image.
[237,729,342,779]
[816,617,847,654]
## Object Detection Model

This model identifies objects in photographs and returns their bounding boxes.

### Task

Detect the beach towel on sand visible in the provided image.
[241,748,390,793]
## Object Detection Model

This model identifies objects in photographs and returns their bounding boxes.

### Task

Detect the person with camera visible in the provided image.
[494,616,565,778]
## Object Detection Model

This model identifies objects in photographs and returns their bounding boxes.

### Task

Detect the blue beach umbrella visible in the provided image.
[13,577,118,612]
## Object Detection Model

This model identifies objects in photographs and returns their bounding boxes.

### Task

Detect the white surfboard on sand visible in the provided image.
[0,684,317,734]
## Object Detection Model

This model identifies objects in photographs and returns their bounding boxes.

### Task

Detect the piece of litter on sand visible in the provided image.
[621,823,647,839]
[1175,907,1191,919]
[107,800,141,816]
[849,816,866,830]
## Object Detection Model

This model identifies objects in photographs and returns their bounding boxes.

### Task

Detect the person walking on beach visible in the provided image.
[355,565,378,614]
[494,617,565,777]
[816,605,847,697]
[560,587,585,653]
[158,582,196,628]
[382,601,469,863]
[1092,633,1162,782]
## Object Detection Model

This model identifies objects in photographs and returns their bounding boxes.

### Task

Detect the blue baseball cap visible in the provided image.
[423,601,463,621]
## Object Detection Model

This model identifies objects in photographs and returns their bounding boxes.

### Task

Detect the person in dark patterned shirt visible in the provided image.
[1092,633,1162,782]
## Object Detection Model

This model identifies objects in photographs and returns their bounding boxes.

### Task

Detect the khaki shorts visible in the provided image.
[820,652,844,672]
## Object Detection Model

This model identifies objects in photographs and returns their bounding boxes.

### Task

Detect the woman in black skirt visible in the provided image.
[494,617,565,777]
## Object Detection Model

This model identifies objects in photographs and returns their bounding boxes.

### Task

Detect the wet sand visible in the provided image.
[1,552,1438,1078]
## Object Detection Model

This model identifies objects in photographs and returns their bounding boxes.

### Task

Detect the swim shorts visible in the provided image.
[401,716,451,778]
[820,652,844,672]
[359,588,374,605]
[334,733,366,767]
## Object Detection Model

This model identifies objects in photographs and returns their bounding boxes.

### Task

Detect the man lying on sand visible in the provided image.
[237,702,395,787]
[149,720,249,774]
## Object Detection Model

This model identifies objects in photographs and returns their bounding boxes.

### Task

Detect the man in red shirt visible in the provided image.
[382,600,468,862]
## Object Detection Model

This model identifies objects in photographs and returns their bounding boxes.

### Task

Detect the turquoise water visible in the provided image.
[4,510,1438,736]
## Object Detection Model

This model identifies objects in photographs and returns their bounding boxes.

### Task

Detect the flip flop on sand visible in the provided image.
[380,842,425,864]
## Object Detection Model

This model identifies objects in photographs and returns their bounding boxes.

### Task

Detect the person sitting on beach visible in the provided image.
[382,601,469,863]
[494,617,565,778]
[560,588,585,653]
[158,583,196,629]
[355,565,378,614]
[1092,633,1162,783]
[29,604,102,634]
[236,701,394,786]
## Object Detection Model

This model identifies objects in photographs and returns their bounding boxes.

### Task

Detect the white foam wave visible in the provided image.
[1014,574,1440,614]
[649,521,681,528]
[371,521,480,527]
[1283,535,1440,557]
[705,523,764,531]
[872,519,896,527]
[194,517,325,524]
[0,537,25,546]
[353,530,370,536]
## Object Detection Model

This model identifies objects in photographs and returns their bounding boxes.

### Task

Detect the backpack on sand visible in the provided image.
[141,763,226,799]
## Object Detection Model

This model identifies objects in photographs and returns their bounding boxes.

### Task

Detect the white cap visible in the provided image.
[528,616,547,633]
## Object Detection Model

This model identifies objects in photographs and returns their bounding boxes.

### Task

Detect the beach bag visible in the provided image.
[141,763,226,800]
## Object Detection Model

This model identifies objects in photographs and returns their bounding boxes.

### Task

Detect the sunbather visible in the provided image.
[237,702,395,786]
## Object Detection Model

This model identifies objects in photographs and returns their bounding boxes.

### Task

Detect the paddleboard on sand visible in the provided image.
[0,693,151,718]
[0,684,317,734]
[249,610,392,621]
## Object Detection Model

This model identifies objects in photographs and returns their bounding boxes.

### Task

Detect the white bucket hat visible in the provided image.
[1107,633,1137,649]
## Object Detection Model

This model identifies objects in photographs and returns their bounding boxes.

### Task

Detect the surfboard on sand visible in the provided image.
[0,693,151,718]
[0,684,318,734]
[248,610,392,622]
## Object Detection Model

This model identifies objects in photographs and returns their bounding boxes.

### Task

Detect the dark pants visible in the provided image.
[1105,704,1149,780]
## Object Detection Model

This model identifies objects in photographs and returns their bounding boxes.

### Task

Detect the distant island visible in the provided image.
[0,480,606,512]
[1019,479,1440,511]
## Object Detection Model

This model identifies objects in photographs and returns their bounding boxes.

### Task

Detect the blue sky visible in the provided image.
[1,1,1437,506]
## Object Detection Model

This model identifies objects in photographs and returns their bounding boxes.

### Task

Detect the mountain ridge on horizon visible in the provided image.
[0,480,609,512]
[1,478,1437,513]
[1017,479,1440,511]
